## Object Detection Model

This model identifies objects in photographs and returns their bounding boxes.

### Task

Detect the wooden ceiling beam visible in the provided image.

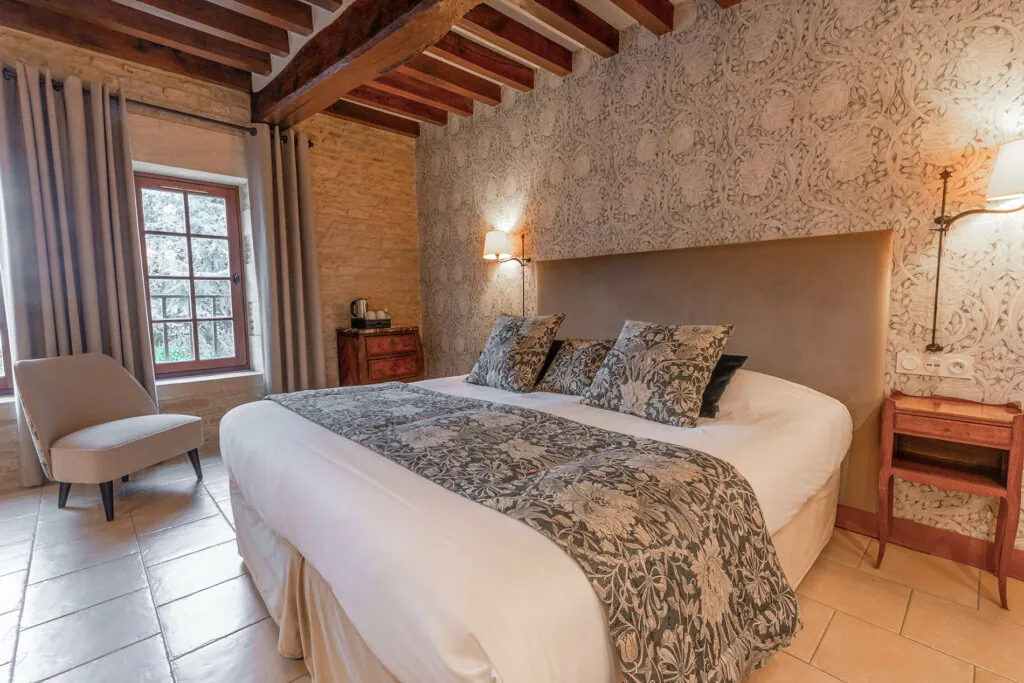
[342,85,449,125]
[606,0,674,35]
[372,71,473,116]
[457,4,572,76]
[206,0,314,35]
[324,100,420,138]
[505,0,617,57]
[19,0,272,75]
[119,0,290,57]
[252,0,481,127]
[395,53,501,106]
[424,32,534,92]
[0,0,250,90]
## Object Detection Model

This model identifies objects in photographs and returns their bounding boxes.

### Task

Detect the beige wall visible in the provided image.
[297,114,421,387]
[417,0,1024,546]
[0,28,421,490]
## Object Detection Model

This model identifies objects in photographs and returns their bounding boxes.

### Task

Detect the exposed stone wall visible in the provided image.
[297,114,421,387]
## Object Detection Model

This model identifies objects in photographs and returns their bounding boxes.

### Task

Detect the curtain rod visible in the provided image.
[1,66,315,148]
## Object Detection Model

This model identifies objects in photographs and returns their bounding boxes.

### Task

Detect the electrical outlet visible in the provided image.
[897,350,974,380]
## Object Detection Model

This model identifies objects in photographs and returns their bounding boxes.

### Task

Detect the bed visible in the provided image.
[221,231,894,683]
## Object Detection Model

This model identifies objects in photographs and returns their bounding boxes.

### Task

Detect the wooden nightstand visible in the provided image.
[876,391,1023,608]
[337,327,425,386]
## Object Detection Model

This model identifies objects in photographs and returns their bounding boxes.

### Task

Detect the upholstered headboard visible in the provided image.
[536,230,894,512]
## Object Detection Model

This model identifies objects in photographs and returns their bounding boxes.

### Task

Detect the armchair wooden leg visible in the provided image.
[98,481,114,522]
[187,449,203,481]
[57,483,71,509]
[121,474,130,483]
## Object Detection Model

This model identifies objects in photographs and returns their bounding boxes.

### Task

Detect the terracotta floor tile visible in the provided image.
[797,558,911,632]
[819,529,871,568]
[157,574,268,658]
[289,676,310,683]
[13,590,159,683]
[130,483,220,538]
[37,485,131,524]
[148,541,245,606]
[216,499,235,527]
[0,516,35,549]
[785,595,834,662]
[33,515,135,552]
[28,526,139,584]
[0,663,9,682]
[978,572,1024,626]
[0,571,25,616]
[859,539,980,607]
[0,541,31,579]
[974,669,1015,683]
[747,652,842,683]
[901,591,1024,681]
[0,490,40,523]
[138,515,233,567]
[0,611,17,666]
[21,554,147,628]
[41,636,172,683]
[812,611,971,683]
[130,459,202,488]
[203,478,231,503]
[171,618,306,683]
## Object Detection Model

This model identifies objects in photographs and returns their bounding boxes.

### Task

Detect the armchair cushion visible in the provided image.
[51,414,203,484]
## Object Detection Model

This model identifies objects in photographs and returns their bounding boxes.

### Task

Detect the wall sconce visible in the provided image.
[483,229,532,316]
[927,139,1024,352]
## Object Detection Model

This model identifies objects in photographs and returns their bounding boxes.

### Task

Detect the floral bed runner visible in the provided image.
[267,383,799,683]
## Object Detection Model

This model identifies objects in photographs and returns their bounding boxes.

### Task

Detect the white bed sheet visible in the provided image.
[221,371,852,683]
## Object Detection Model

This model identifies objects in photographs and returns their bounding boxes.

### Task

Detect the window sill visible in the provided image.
[0,395,14,422]
[156,369,263,402]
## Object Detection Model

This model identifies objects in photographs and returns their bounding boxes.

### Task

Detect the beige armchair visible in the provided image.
[14,353,204,521]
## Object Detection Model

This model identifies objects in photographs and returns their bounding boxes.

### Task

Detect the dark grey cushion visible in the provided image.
[466,313,565,392]
[535,338,614,396]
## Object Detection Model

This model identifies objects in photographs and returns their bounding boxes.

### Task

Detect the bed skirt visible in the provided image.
[231,469,841,682]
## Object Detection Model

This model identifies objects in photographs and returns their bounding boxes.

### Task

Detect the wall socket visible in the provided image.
[896,350,974,380]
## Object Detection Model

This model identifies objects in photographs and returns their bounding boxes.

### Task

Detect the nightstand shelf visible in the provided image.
[877,391,1023,609]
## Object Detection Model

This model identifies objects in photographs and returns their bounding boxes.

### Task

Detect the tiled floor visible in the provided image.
[1,455,1023,683]
[0,449,309,683]
[750,528,1024,683]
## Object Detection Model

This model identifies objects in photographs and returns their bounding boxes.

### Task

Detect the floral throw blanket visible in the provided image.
[267,383,799,683]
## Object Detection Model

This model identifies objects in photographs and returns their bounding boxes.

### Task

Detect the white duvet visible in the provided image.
[221,370,852,683]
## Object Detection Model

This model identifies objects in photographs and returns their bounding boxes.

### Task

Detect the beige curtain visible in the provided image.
[245,124,326,395]
[0,64,155,486]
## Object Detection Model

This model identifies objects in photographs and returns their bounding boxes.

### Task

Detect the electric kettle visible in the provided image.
[350,298,368,319]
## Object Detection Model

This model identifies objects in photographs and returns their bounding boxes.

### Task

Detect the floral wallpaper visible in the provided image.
[416,0,1024,545]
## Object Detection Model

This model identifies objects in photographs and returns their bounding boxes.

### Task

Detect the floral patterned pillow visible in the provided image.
[466,313,566,392]
[535,338,614,395]
[582,320,734,427]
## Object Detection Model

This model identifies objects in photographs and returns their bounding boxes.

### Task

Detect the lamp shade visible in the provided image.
[987,138,1024,201]
[483,230,514,260]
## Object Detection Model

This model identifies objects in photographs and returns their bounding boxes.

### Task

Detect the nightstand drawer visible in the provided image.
[894,413,1012,449]
[365,333,418,358]
[368,354,420,382]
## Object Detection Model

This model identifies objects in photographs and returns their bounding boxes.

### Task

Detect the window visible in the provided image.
[0,289,11,394]
[135,173,247,377]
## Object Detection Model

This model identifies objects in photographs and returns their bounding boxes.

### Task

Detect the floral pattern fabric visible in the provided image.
[268,382,799,683]
[583,321,733,427]
[535,337,614,396]
[466,313,565,392]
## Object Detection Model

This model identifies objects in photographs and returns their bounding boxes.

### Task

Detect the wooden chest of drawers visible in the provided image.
[337,326,425,386]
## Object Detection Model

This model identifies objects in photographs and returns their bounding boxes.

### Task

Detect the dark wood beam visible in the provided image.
[206,0,314,35]
[457,5,572,76]
[395,53,500,105]
[325,100,420,137]
[372,71,473,116]
[252,0,481,127]
[424,32,534,92]
[342,85,448,125]
[301,0,342,9]
[120,0,290,57]
[606,0,674,35]
[20,0,272,74]
[505,0,617,57]
[0,0,250,90]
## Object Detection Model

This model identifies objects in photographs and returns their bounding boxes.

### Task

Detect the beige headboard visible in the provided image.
[536,230,894,512]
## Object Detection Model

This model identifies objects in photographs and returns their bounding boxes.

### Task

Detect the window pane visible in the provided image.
[195,279,232,319]
[198,320,235,360]
[146,235,190,276]
[149,279,192,320]
[188,195,228,236]
[191,238,230,277]
[152,322,195,363]
[141,189,185,233]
